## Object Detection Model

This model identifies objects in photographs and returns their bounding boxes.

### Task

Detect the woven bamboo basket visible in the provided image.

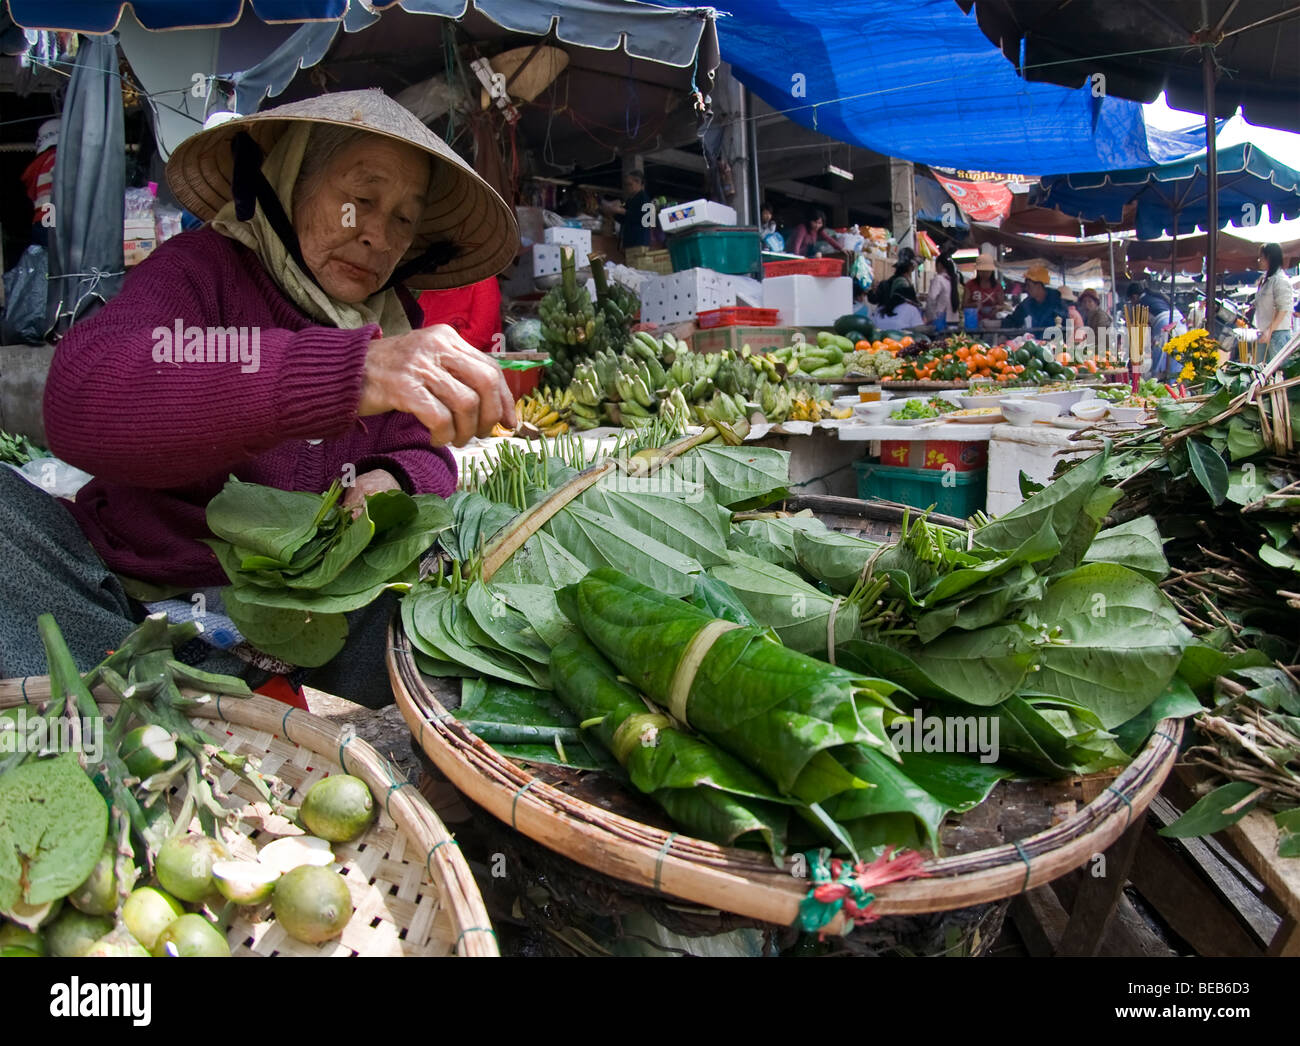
[388,492,1183,934]
[0,677,497,957]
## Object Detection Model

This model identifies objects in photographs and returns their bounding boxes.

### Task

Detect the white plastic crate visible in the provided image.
[543,226,593,253]
[658,198,737,233]
[761,275,852,328]
[638,268,737,326]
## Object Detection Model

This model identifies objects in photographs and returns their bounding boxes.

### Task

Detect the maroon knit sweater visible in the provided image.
[44,227,457,587]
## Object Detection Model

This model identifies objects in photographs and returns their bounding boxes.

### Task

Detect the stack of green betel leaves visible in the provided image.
[1094,346,1300,855]
[396,429,1206,863]
[204,479,453,666]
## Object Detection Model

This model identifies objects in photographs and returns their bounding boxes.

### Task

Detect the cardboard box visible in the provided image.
[543,226,593,253]
[691,324,799,355]
[124,237,156,266]
[879,440,989,471]
[762,275,853,328]
[639,267,737,326]
[658,198,737,233]
[625,246,673,275]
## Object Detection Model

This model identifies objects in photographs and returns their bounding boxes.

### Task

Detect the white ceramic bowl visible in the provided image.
[958,392,1007,410]
[999,397,1061,426]
[1070,401,1108,422]
[1032,387,1094,411]
[1107,405,1148,423]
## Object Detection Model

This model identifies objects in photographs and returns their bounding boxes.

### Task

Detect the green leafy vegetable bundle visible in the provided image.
[1098,347,1300,851]
[557,568,904,806]
[550,633,791,859]
[205,478,453,666]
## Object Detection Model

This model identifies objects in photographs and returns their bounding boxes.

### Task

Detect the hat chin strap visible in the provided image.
[230,131,461,296]
[231,131,325,294]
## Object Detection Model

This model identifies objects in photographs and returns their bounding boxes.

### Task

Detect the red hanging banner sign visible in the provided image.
[932,175,1014,222]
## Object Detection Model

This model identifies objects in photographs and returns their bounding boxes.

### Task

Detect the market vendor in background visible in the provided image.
[1077,287,1115,355]
[962,255,1004,325]
[0,91,518,707]
[1126,281,1187,379]
[926,251,961,329]
[418,276,502,352]
[1059,285,1089,346]
[609,169,653,251]
[1255,243,1295,360]
[872,247,924,328]
[786,209,839,257]
[1002,265,1067,334]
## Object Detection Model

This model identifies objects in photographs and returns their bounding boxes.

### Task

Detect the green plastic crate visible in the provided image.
[666,226,762,276]
[853,461,986,519]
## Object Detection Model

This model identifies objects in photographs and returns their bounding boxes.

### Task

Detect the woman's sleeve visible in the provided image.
[350,412,457,497]
[43,236,374,489]
[1276,276,1294,321]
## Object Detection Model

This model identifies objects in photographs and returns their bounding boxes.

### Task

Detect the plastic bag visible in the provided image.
[1,245,49,344]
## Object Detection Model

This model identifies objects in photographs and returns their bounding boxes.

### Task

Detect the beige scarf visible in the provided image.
[211,123,412,335]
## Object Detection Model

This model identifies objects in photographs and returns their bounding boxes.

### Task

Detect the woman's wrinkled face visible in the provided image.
[295,136,431,303]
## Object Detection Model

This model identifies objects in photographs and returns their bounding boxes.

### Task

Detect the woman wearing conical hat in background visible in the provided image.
[962,254,1004,327]
[2,90,518,705]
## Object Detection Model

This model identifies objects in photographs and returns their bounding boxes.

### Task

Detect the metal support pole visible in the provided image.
[1203,47,1220,328]
[746,87,761,227]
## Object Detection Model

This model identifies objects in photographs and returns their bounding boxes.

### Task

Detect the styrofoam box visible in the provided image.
[639,267,737,326]
[532,243,592,278]
[658,198,737,233]
[762,275,852,328]
[543,226,593,253]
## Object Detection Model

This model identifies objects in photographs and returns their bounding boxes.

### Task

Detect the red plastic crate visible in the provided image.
[762,258,845,278]
[879,440,988,472]
[503,365,543,400]
[696,307,780,329]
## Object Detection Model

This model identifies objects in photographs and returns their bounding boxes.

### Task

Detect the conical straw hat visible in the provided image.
[166,89,517,290]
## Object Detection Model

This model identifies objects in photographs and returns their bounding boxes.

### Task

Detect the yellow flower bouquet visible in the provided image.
[1164,328,1221,384]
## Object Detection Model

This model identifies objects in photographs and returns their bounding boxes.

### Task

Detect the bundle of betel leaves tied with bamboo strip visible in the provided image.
[1090,337,1300,853]
[395,411,1211,872]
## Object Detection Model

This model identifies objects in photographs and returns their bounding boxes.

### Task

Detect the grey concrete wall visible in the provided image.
[0,343,55,444]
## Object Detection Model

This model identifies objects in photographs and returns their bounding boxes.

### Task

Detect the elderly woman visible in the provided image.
[0,91,517,705]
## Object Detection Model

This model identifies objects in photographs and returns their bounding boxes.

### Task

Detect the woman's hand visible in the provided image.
[342,468,401,518]
[359,324,516,445]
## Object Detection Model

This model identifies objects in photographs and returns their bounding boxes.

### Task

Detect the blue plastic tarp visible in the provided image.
[1034,142,1300,238]
[658,0,1209,175]
[914,174,969,230]
[7,0,718,67]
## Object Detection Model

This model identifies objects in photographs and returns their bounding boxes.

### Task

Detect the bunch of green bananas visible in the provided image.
[693,390,750,428]
[664,346,722,403]
[625,331,668,387]
[759,381,794,423]
[540,247,607,388]
[658,386,693,433]
[589,254,640,353]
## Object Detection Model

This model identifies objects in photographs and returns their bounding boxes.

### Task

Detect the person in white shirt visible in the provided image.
[1255,243,1295,360]
[926,253,961,329]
